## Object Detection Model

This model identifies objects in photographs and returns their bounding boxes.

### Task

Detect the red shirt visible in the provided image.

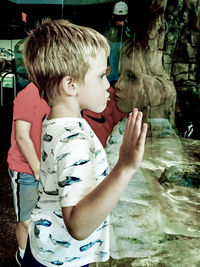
[7,83,50,174]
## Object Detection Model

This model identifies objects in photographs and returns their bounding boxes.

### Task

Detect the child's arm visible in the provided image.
[15,120,40,181]
[62,108,147,240]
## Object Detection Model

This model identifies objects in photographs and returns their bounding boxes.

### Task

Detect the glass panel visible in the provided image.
[104,1,200,266]
[1,0,200,266]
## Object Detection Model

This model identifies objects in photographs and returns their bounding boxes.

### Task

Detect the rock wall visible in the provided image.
[163,0,200,138]
[126,0,200,138]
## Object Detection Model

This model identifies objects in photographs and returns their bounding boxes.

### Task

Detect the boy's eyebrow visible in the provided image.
[99,66,110,75]
[103,66,111,74]
[107,66,111,73]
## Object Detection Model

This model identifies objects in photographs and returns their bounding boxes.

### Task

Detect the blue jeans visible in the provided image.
[9,169,39,221]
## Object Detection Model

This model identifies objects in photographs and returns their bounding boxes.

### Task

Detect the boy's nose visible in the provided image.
[105,77,110,91]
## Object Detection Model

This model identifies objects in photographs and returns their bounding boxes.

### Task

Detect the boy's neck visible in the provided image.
[48,101,82,120]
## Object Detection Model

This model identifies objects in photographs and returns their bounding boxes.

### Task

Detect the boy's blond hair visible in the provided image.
[23,19,110,106]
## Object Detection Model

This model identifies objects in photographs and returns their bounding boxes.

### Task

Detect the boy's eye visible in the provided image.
[106,66,111,76]
[100,66,111,79]
[100,73,106,79]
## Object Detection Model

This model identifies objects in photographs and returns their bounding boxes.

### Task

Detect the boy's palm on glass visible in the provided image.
[118,108,148,172]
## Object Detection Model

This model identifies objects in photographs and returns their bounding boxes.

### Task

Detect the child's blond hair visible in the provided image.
[23,19,110,106]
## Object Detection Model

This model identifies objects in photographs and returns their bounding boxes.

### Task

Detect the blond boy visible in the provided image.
[22,19,147,267]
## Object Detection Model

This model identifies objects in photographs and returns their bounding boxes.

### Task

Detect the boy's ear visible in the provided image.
[61,76,78,96]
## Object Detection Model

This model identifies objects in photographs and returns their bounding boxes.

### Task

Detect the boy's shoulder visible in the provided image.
[42,118,96,157]
[43,118,92,140]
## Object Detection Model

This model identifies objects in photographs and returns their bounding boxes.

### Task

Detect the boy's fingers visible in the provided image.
[125,112,132,133]
[123,113,131,141]
[128,108,138,135]
[132,111,143,140]
[137,123,148,147]
[124,109,146,146]
[124,108,137,138]
[131,108,138,125]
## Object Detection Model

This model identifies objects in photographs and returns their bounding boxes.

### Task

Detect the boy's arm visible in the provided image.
[15,120,40,181]
[62,108,147,240]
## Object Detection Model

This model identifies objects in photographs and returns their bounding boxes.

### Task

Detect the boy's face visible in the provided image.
[77,50,110,113]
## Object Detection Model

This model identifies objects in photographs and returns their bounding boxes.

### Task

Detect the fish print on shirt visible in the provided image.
[42,151,48,161]
[49,234,71,248]
[45,259,64,265]
[34,219,51,239]
[97,220,109,231]
[35,219,52,227]
[60,133,87,143]
[64,122,84,132]
[43,133,53,142]
[47,168,56,174]
[39,247,53,254]
[94,149,101,157]
[53,211,63,219]
[34,224,40,238]
[80,239,103,252]
[64,257,80,262]
[64,159,90,169]
[56,152,70,164]
[44,189,59,196]
[100,168,109,177]
[58,176,82,187]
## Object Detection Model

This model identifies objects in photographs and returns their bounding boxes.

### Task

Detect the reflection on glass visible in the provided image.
[105,1,200,266]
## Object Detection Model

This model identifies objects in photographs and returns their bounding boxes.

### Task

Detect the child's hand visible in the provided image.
[33,163,40,181]
[117,108,148,173]
[34,172,40,181]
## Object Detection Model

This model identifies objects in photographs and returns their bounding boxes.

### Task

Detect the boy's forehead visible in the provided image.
[88,51,107,71]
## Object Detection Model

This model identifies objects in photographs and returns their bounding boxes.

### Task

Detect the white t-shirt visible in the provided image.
[29,118,110,267]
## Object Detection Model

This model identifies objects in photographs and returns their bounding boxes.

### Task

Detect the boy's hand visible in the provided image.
[117,108,148,173]
[34,172,40,181]
[33,163,40,181]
